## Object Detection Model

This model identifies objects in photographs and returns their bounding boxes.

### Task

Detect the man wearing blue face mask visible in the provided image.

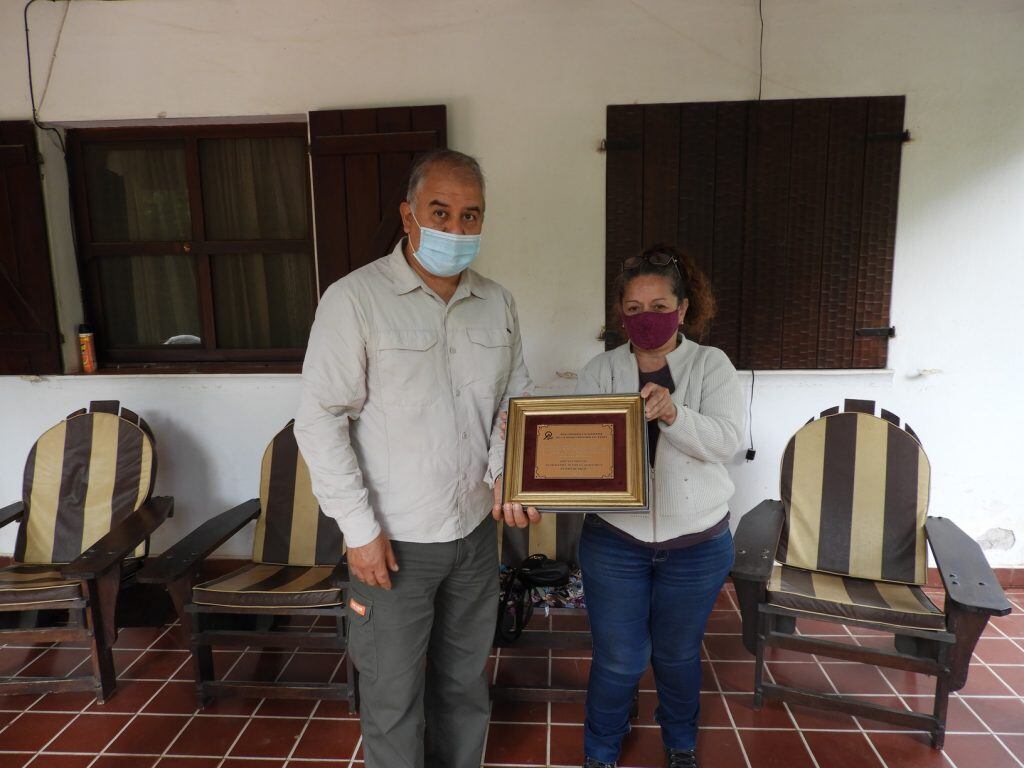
[295,150,535,768]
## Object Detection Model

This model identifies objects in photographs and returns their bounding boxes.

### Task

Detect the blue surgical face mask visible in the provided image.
[409,212,481,277]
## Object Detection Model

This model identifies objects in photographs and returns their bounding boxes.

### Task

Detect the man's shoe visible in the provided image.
[666,748,698,768]
[583,758,616,768]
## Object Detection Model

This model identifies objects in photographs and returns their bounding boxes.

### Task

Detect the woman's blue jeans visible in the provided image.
[578,516,734,763]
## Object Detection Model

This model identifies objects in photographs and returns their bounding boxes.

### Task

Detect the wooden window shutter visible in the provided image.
[0,121,61,374]
[605,96,905,369]
[309,106,447,294]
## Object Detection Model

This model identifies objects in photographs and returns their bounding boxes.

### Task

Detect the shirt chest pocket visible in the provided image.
[375,330,441,407]
[465,327,512,397]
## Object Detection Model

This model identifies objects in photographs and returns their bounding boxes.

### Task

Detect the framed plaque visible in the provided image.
[501,394,649,513]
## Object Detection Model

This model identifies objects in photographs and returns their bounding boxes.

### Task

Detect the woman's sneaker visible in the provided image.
[583,758,616,768]
[666,748,698,768]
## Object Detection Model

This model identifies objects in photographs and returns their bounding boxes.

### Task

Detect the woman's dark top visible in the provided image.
[593,361,730,550]
[638,363,675,466]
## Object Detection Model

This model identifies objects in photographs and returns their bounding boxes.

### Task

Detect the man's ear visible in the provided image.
[399,201,413,235]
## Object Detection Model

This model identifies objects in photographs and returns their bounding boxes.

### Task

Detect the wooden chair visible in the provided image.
[491,513,590,704]
[139,420,350,707]
[731,399,1012,749]
[0,400,173,702]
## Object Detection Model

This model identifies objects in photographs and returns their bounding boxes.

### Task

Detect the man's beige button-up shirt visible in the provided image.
[294,241,532,549]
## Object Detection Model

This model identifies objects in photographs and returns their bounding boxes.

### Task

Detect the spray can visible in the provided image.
[78,324,97,374]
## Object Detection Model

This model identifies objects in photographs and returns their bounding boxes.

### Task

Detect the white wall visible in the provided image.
[1,0,1022,564]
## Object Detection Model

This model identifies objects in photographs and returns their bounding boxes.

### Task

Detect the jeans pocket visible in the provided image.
[346,595,378,681]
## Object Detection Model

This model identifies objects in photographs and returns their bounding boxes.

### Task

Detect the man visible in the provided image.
[294,149,535,768]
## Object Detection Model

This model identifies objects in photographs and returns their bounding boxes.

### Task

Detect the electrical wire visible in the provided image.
[757,0,764,100]
[747,369,756,460]
[24,0,68,154]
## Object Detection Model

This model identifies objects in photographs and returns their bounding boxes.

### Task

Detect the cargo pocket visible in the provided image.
[345,595,378,681]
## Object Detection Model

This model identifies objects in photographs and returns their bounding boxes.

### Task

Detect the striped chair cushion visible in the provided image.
[0,564,82,605]
[19,409,155,564]
[252,422,344,567]
[767,565,944,631]
[192,563,342,609]
[499,512,583,568]
[778,402,930,585]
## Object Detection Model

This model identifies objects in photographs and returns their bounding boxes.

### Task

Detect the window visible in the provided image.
[69,123,315,370]
[605,96,906,369]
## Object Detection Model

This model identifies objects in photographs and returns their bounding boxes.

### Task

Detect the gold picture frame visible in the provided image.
[501,394,649,513]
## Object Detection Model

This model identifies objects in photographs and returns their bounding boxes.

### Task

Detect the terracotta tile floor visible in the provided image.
[0,585,1021,767]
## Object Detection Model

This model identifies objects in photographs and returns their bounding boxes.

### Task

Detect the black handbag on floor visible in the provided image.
[494,554,571,646]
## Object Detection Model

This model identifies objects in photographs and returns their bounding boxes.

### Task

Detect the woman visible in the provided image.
[576,245,744,768]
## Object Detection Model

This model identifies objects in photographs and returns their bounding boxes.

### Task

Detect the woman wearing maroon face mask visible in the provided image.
[575,245,745,768]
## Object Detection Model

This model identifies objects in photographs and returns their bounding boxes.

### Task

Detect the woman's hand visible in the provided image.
[640,382,677,425]
[499,410,507,440]
[492,476,541,528]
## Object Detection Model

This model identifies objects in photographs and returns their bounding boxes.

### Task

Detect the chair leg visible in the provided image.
[946,602,991,691]
[753,612,768,709]
[931,672,950,749]
[84,574,119,703]
[167,576,195,645]
[188,609,214,708]
[732,577,766,654]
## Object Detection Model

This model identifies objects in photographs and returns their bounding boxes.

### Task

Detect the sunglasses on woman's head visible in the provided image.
[621,252,678,272]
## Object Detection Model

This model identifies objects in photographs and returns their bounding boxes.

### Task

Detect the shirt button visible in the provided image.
[449,346,457,354]
[462,432,468,439]
[455,389,462,397]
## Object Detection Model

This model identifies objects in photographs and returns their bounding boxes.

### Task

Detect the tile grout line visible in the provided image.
[702,639,753,768]
[797,625,892,768]
[85,623,187,768]
[283,632,348,768]
[950,648,1024,768]
[841,624,961,768]
[759,643,822,768]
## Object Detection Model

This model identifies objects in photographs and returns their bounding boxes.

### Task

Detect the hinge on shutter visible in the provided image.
[866,129,911,143]
[598,138,641,153]
[856,326,896,338]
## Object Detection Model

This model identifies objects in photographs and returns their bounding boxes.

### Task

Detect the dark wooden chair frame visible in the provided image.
[732,499,1013,749]
[0,495,174,701]
[138,499,353,709]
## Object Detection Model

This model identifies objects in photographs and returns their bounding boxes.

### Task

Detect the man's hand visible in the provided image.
[347,532,400,589]
[499,410,508,440]
[492,476,541,528]
[640,381,677,425]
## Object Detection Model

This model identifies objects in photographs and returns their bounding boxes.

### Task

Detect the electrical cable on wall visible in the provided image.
[745,370,756,461]
[24,0,70,154]
[757,0,765,100]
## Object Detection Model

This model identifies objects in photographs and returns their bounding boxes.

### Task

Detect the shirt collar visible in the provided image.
[387,239,486,300]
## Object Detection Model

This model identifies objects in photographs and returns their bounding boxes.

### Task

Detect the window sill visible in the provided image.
[736,368,895,377]
[88,361,302,375]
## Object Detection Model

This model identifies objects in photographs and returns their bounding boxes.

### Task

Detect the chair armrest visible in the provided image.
[0,501,24,530]
[63,496,175,580]
[731,499,785,583]
[926,516,1012,617]
[137,498,261,585]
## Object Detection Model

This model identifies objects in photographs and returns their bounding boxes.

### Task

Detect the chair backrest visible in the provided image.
[778,399,930,585]
[18,401,156,564]
[499,512,583,568]
[252,421,344,566]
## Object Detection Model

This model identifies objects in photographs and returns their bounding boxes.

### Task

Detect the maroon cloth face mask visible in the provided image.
[621,311,680,350]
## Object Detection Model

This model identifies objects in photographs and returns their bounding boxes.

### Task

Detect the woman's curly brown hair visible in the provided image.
[614,244,717,339]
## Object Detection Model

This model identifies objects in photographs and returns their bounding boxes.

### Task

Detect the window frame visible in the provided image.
[68,121,315,372]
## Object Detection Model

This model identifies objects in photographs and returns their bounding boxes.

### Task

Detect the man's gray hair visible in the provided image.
[406,149,485,205]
